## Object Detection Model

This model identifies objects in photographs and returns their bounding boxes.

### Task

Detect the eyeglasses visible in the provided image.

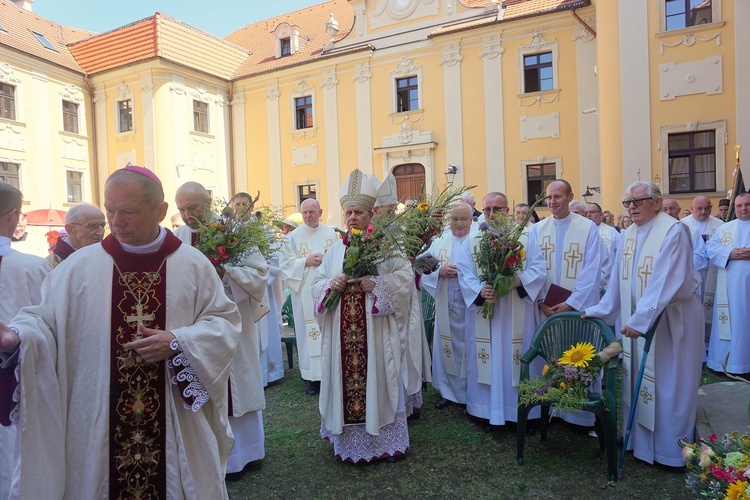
[621,197,653,208]
[483,206,509,214]
[584,210,601,215]
[70,222,106,230]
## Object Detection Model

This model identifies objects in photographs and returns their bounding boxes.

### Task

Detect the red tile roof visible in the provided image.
[68,13,250,79]
[0,0,96,73]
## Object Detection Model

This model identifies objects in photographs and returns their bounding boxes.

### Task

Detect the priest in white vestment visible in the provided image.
[261,251,286,386]
[681,195,724,347]
[280,199,337,395]
[530,180,602,427]
[311,169,414,462]
[174,181,269,474]
[0,168,242,498]
[457,193,547,425]
[586,202,620,290]
[422,204,473,409]
[0,182,52,499]
[585,181,703,467]
[705,191,750,375]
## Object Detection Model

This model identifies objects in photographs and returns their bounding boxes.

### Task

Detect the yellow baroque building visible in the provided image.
[0,0,746,226]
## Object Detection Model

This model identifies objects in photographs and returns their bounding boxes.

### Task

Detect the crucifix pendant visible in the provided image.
[126,302,155,325]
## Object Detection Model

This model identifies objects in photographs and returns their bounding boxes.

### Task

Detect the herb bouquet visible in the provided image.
[194,198,278,267]
[518,340,622,415]
[472,196,547,319]
[322,223,401,310]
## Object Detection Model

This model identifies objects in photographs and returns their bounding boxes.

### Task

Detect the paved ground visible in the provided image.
[696,380,750,439]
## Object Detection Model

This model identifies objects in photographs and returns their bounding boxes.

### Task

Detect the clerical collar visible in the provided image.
[120,227,167,254]
[553,212,572,225]
[62,236,79,250]
[0,236,15,257]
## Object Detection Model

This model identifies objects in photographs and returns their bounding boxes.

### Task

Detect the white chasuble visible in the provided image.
[0,248,51,500]
[457,230,546,425]
[682,216,724,323]
[280,223,336,381]
[619,213,677,431]
[532,213,602,313]
[706,219,750,374]
[586,213,703,466]
[4,235,242,498]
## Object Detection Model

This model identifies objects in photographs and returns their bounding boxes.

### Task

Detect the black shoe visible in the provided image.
[305,380,316,396]
[434,398,451,409]
[385,454,406,463]
[408,408,423,421]
[312,380,321,395]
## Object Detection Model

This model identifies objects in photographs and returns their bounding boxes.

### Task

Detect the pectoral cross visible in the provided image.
[126,303,155,325]
[298,242,312,258]
[563,243,583,279]
[637,256,654,290]
[540,236,554,270]
[621,239,636,280]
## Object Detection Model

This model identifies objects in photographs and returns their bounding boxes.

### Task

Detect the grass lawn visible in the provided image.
[226,352,730,499]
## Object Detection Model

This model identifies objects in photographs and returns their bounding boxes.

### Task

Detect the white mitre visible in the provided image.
[374,172,398,208]
[340,169,378,210]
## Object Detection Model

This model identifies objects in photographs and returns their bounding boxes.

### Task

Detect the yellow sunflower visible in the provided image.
[542,364,549,376]
[417,202,430,212]
[726,480,749,500]
[559,342,596,368]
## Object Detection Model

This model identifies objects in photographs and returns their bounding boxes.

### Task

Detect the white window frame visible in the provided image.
[273,23,301,59]
[658,0,722,33]
[290,80,316,138]
[389,58,423,115]
[65,169,84,203]
[659,119,726,195]
[192,99,210,134]
[61,100,79,134]
[517,34,559,96]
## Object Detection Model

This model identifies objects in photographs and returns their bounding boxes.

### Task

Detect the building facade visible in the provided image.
[0,0,745,227]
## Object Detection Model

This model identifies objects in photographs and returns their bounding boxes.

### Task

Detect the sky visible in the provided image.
[33,0,326,38]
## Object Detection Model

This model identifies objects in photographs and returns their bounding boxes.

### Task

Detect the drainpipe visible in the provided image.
[228,81,236,197]
[572,8,597,38]
[84,75,101,206]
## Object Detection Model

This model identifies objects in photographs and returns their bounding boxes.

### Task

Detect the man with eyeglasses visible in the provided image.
[47,203,106,269]
[0,181,51,498]
[530,180,602,428]
[457,193,546,428]
[681,195,725,353]
[584,181,703,467]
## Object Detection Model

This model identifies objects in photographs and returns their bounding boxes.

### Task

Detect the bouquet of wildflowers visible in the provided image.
[681,431,750,499]
[194,198,278,267]
[322,223,401,310]
[472,196,546,319]
[518,341,621,415]
[389,184,474,259]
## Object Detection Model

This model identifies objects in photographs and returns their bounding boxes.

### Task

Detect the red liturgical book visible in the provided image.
[543,283,572,307]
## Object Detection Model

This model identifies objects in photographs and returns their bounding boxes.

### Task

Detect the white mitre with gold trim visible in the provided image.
[339,168,378,210]
[374,172,398,208]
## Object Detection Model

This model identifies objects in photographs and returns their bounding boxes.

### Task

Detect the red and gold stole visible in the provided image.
[339,236,368,425]
[102,233,180,498]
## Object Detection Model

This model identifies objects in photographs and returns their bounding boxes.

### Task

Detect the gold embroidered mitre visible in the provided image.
[339,169,378,210]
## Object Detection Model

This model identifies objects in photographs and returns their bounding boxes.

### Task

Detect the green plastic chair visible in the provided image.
[280,295,297,369]
[516,311,618,481]
[281,294,294,329]
[421,288,436,352]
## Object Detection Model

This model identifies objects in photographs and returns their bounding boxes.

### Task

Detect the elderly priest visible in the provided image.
[584,181,703,467]
[0,166,242,498]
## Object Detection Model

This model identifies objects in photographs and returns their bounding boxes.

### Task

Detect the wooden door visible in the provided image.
[392,163,425,201]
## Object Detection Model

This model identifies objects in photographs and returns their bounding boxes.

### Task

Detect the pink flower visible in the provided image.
[507,255,518,267]
[208,256,219,265]
[216,245,226,255]
[709,433,718,443]
[366,225,374,235]
[220,253,230,261]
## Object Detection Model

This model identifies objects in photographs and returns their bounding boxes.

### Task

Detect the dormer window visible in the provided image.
[280,38,292,57]
[273,23,305,59]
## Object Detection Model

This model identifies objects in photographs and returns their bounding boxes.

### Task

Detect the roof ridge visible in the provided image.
[225,0,342,39]
[67,14,157,47]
